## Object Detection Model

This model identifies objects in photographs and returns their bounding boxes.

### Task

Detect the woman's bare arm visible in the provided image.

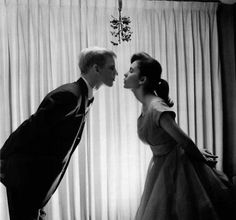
[159,112,206,162]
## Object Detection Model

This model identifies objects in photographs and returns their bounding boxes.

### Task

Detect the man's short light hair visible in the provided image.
[79,46,116,74]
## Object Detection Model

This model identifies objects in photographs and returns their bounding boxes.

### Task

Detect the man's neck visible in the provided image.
[81,75,94,99]
[82,73,102,88]
[81,74,93,87]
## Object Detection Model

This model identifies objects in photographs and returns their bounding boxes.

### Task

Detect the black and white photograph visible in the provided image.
[0,0,235,219]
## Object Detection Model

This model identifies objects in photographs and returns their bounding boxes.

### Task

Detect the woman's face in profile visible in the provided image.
[123,61,141,89]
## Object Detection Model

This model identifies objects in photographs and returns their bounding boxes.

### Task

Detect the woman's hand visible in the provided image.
[200,149,218,168]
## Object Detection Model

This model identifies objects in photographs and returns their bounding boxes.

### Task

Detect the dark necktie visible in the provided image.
[87,97,94,107]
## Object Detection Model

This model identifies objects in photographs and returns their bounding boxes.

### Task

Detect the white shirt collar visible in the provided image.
[81,76,94,100]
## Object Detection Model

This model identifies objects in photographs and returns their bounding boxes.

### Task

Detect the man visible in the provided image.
[0,47,117,220]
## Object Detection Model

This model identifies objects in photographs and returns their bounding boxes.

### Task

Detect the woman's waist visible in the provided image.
[149,141,176,156]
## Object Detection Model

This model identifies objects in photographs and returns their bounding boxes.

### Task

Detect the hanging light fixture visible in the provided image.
[110,0,132,46]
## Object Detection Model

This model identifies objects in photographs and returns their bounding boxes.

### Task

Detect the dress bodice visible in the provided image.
[137,97,176,156]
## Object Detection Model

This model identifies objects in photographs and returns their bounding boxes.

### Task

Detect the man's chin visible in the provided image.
[106,81,114,87]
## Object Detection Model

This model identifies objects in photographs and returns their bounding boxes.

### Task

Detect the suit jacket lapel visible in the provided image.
[42,78,90,206]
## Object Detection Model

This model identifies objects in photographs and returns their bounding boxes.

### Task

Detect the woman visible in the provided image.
[124,52,235,220]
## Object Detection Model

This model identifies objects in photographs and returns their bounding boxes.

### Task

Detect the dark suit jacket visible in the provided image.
[0,77,90,207]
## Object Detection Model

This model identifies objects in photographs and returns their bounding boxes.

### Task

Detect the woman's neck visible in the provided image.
[132,88,156,113]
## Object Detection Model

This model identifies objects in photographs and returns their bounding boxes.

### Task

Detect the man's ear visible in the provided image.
[139,76,146,85]
[92,64,100,73]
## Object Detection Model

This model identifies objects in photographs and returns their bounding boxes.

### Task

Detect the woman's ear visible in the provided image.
[139,76,147,85]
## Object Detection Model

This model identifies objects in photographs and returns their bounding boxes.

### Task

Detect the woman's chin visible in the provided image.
[123,85,130,89]
[123,82,133,90]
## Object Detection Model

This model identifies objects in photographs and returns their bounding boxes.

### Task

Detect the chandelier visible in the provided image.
[110,0,132,46]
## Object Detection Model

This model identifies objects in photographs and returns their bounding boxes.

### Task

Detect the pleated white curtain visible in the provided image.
[0,0,221,219]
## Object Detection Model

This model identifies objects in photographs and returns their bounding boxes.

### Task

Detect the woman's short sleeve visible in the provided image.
[151,102,176,127]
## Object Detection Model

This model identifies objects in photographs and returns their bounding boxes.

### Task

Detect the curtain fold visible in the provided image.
[0,1,221,219]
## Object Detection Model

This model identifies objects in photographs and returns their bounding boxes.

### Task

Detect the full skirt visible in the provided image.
[135,146,235,220]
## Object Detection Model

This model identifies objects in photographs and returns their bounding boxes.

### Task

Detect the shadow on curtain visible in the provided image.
[217,3,236,185]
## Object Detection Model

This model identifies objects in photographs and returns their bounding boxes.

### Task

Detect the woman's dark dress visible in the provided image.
[135,98,235,220]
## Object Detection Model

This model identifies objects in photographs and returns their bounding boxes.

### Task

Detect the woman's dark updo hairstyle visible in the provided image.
[131,52,173,107]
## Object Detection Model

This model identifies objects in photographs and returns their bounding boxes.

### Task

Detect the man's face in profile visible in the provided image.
[98,56,117,87]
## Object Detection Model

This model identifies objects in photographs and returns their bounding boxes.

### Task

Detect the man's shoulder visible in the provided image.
[49,81,83,99]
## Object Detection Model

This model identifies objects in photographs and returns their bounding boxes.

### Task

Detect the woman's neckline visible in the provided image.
[140,96,163,118]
